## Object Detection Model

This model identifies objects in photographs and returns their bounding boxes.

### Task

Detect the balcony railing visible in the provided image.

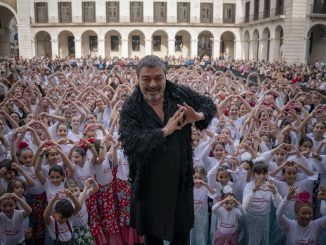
[263,9,270,18]
[311,4,326,14]
[32,15,242,25]
[223,17,235,24]
[275,5,284,15]
[243,8,284,23]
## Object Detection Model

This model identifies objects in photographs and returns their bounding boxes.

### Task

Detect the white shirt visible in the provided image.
[94,153,113,186]
[117,150,129,181]
[47,216,73,242]
[193,186,209,214]
[72,191,90,227]
[243,181,282,215]
[213,204,245,235]
[67,130,83,142]
[48,122,59,141]
[96,106,111,130]
[311,155,326,186]
[72,202,88,227]
[0,209,25,244]
[44,179,65,203]
[271,172,318,217]
[277,199,326,245]
[22,165,45,195]
[17,197,30,233]
[73,160,95,189]
[307,132,325,155]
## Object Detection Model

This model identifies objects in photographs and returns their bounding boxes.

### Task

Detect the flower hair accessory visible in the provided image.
[17,141,29,150]
[296,191,310,203]
[77,139,89,151]
[222,185,233,195]
[87,138,96,144]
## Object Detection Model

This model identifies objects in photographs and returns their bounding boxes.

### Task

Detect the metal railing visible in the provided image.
[32,15,241,25]
[223,18,235,24]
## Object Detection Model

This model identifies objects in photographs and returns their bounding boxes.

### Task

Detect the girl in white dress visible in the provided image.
[276,184,326,245]
[212,188,245,245]
[190,166,214,245]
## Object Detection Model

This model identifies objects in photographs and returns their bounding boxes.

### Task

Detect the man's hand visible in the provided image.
[162,107,185,137]
[177,102,204,127]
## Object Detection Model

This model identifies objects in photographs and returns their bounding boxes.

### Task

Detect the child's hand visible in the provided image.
[0,193,11,201]
[266,181,277,194]
[53,191,61,201]
[287,184,298,200]
[229,196,240,206]
[11,162,22,172]
[84,178,93,190]
[0,167,6,177]
[63,188,74,198]
[317,186,326,200]
[25,227,33,239]
[57,138,70,145]
[253,177,265,192]
[221,195,233,204]
[8,192,19,200]
[231,155,239,169]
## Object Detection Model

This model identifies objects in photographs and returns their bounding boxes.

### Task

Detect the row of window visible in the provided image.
[34,2,236,24]
[244,0,284,22]
[67,35,186,53]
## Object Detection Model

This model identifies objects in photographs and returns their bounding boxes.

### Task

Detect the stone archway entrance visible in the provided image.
[0,5,18,56]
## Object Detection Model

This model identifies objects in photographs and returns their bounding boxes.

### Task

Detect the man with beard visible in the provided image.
[119,55,216,244]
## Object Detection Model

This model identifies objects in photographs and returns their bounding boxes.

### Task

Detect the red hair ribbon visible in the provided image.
[87,138,96,144]
[17,141,29,150]
[77,140,88,151]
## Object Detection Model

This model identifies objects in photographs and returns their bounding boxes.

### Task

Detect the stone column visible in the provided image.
[234,40,242,60]
[121,38,129,58]
[31,39,36,57]
[98,38,105,58]
[75,39,82,58]
[17,0,33,58]
[51,39,59,59]
[145,39,152,55]
[269,38,276,61]
[168,39,175,56]
[191,39,198,58]
[258,38,264,60]
[213,38,220,59]
[283,0,308,63]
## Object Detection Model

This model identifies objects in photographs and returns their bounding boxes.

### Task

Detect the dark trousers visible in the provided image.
[144,232,190,245]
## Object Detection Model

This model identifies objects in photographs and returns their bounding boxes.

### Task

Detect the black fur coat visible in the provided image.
[119,81,216,241]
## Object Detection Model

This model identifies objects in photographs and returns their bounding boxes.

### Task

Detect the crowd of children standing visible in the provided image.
[0,57,325,244]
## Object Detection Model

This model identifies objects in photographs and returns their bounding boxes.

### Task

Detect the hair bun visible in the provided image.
[17,141,29,150]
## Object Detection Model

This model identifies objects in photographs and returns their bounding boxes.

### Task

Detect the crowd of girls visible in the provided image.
[0,57,325,244]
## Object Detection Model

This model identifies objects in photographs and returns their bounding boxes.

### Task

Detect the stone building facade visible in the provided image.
[0,0,325,64]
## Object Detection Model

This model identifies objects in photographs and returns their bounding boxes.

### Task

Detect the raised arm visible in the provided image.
[12,162,35,187]
[12,193,32,218]
[79,179,99,204]
[43,192,58,225]
[276,184,296,230]
[64,189,82,215]
[33,145,47,185]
